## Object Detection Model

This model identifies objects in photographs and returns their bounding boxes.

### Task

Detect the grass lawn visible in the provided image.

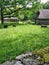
[0,23,49,63]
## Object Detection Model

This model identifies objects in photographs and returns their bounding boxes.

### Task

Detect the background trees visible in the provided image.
[0,0,43,23]
[43,1,49,9]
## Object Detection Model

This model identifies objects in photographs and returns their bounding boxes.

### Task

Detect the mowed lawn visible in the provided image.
[0,24,49,63]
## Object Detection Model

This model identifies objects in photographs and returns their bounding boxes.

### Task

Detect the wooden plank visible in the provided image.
[4,17,19,21]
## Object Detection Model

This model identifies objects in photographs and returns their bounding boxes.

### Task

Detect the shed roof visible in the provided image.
[38,9,49,19]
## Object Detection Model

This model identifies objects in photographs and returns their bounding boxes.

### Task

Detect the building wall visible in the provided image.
[36,19,49,25]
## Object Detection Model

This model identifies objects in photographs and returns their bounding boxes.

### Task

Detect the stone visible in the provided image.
[1,61,13,65]
[0,52,44,65]
[33,60,41,65]
[24,52,32,57]
[11,60,16,65]
[16,52,32,61]
[44,62,49,65]
[44,63,49,65]
[22,58,33,65]
[22,58,41,65]
[14,61,23,65]
[16,54,25,61]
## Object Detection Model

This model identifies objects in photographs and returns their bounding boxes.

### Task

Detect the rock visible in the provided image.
[44,63,49,65]
[0,52,44,65]
[16,52,32,61]
[24,52,32,57]
[22,58,41,65]
[44,62,49,65]
[16,54,25,61]
[37,56,41,60]
[14,61,23,65]
[22,58,33,65]
[11,60,16,65]
[33,60,41,65]
[1,61,13,65]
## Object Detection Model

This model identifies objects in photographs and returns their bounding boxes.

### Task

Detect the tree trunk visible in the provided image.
[1,5,4,24]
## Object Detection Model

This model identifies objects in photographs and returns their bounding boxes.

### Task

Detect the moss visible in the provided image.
[33,47,49,63]
[44,53,49,62]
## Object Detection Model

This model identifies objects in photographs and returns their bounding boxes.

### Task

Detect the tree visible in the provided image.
[0,0,42,23]
[43,1,49,9]
[0,0,4,24]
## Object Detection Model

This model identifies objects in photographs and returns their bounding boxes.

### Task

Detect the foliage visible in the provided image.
[0,0,42,21]
[43,1,49,9]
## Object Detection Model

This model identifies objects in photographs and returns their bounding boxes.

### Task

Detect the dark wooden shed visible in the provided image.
[36,9,49,25]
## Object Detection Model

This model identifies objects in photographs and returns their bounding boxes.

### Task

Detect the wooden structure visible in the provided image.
[35,9,49,25]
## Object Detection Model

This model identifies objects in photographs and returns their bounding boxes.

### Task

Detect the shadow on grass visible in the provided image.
[0,21,35,29]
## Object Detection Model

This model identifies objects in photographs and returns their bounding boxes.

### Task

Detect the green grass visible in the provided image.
[0,23,49,63]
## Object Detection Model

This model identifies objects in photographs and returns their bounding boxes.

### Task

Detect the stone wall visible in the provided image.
[0,52,49,65]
